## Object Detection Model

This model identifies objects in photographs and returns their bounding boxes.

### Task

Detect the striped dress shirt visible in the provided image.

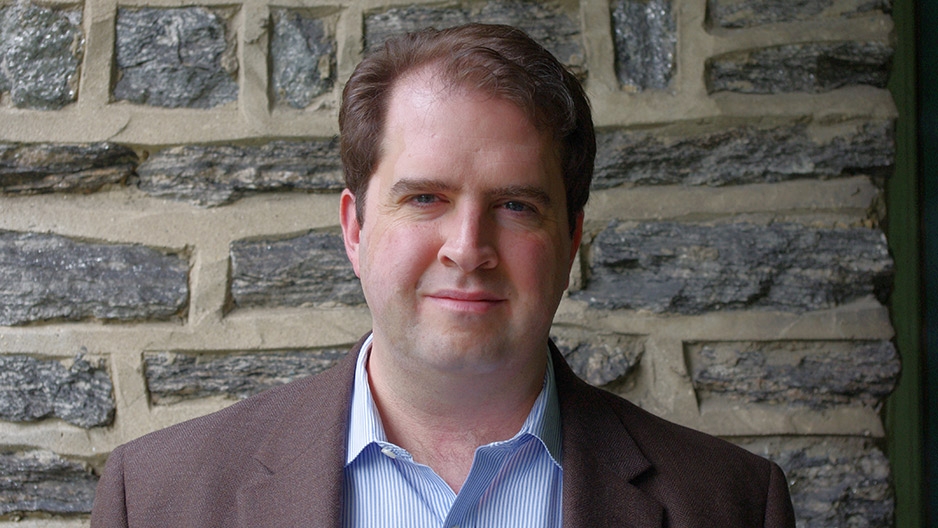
[342,335,563,528]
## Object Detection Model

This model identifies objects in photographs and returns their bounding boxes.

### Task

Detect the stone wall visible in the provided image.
[0,0,898,525]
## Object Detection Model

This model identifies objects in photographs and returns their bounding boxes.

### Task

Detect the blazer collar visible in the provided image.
[552,343,665,528]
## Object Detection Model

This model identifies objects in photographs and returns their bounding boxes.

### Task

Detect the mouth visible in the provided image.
[425,290,506,313]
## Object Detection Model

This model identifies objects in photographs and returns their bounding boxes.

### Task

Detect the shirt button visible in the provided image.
[380,447,397,459]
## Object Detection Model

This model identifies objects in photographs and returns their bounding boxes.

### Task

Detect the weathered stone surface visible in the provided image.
[686,340,899,408]
[271,9,336,108]
[574,222,893,314]
[364,1,585,75]
[707,0,892,29]
[736,436,893,527]
[144,348,347,404]
[136,140,342,206]
[611,0,676,91]
[551,327,644,386]
[230,230,363,309]
[0,449,97,515]
[0,231,189,326]
[114,7,237,108]
[0,143,136,195]
[707,41,893,94]
[0,1,82,109]
[0,355,114,428]
[593,120,894,189]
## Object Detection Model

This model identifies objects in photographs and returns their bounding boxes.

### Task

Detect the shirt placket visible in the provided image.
[441,436,531,528]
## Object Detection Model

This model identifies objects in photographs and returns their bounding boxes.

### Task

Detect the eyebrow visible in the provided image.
[388,178,455,196]
[490,185,553,208]
[389,178,553,207]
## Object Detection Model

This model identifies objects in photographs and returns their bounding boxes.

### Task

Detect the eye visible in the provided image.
[412,194,438,204]
[503,201,531,213]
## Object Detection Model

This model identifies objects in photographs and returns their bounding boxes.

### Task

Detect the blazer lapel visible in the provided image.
[236,338,366,528]
[552,344,665,528]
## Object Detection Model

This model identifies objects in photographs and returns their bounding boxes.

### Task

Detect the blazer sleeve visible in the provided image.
[90,445,130,528]
[765,461,796,527]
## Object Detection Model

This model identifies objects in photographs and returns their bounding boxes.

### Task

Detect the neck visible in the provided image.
[365,342,547,492]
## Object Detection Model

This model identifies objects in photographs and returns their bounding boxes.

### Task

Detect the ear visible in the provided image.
[563,211,584,290]
[339,189,362,277]
[569,211,584,264]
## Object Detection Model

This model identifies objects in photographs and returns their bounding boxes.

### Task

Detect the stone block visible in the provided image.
[706,0,892,29]
[736,436,893,527]
[0,143,136,195]
[0,1,82,109]
[0,449,97,515]
[114,7,237,108]
[144,348,347,404]
[593,120,894,189]
[0,231,189,326]
[0,355,114,428]
[364,1,584,76]
[610,0,676,91]
[230,230,363,309]
[707,41,893,94]
[686,340,899,409]
[270,9,336,108]
[574,222,893,314]
[551,327,644,386]
[136,140,342,206]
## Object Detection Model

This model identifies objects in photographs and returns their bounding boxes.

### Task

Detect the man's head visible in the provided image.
[339,23,595,382]
[339,23,594,236]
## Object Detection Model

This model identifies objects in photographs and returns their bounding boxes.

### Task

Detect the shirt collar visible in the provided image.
[345,334,562,465]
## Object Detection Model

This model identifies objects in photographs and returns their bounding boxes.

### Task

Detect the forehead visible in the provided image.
[380,76,559,179]
[387,65,545,135]
[389,70,554,153]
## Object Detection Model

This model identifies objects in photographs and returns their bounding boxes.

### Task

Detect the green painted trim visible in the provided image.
[885,0,925,526]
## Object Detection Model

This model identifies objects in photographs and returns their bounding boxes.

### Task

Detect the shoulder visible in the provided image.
[594,386,771,472]
[92,344,361,526]
[554,350,794,526]
[120,367,336,462]
[121,342,360,465]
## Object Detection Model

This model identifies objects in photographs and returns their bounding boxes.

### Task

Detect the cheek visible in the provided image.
[502,236,569,290]
[362,223,440,283]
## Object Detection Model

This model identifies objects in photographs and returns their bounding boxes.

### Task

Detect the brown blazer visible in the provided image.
[91,335,796,527]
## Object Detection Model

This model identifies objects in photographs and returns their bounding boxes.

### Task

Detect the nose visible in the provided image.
[438,205,498,272]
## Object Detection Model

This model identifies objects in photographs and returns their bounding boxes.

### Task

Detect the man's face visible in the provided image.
[340,71,583,378]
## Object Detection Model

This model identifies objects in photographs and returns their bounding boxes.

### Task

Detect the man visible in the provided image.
[91,24,795,527]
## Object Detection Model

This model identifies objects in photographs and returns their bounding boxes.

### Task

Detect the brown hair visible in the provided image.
[339,23,595,235]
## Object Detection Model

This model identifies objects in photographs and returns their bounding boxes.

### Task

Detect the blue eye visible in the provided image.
[414,194,437,204]
[504,201,528,212]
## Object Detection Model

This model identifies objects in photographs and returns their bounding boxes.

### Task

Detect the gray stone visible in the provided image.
[271,9,336,108]
[0,143,136,195]
[686,340,899,409]
[611,0,676,91]
[736,436,893,528]
[0,449,97,515]
[551,327,644,386]
[136,140,342,206]
[0,355,114,428]
[593,120,894,189]
[707,41,893,94]
[114,7,237,108]
[0,231,189,326]
[574,222,893,314]
[706,0,892,29]
[364,1,585,76]
[144,348,347,404]
[230,230,363,309]
[0,1,82,109]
